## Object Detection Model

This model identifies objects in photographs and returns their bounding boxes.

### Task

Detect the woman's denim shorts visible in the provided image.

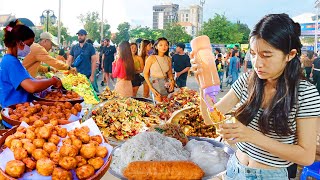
[225,154,288,180]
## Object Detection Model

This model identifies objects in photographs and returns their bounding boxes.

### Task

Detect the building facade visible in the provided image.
[178,5,203,37]
[153,3,179,29]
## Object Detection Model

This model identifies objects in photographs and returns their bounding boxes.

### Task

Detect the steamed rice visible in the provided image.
[111,132,190,174]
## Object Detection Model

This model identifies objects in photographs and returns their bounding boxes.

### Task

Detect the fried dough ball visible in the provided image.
[78,133,90,144]
[29,116,38,123]
[20,117,30,123]
[22,158,36,170]
[16,126,26,133]
[71,108,78,116]
[14,132,26,139]
[80,144,96,159]
[13,147,28,160]
[40,116,49,122]
[50,151,61,164]
[52,167,72,180]
[32,149,49,160]
[27,126,35,132]
[76,164,95,180]
[74,103,82,112]
[62,138,72,145]
[64,102,73,109]
[96,146,108,158]
[75,156,87,167]
[26,129,36,141]
[34,104,41,111]
[33,138,45,148]
[89,140,99,147]
[33,120,44,127]
[50,119,59,126]
[20,138,32,144]
[9,114,19,120]
[5,160,25,178]
[88,157,104,170]
[57,127,67,138]
[48,134,60,145]
[38,126,52,139]
[68,130,75,137]
[43,142,57,154]
[82,126,90,134]
[10,139,22,151]
[59,156,77,170]
[5,135,16,148]
[72,138,82,150]
[23,142,36,155]
[59,144,78,157]
[90,135,103,144]
[36,158,55,176]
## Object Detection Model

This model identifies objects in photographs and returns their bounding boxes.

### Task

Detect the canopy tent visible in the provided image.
[93,40,100,47]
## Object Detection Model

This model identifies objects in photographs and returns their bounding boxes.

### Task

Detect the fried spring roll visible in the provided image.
[123,161,205,180]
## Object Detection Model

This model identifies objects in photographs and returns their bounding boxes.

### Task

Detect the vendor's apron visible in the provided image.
[114,79,133,97]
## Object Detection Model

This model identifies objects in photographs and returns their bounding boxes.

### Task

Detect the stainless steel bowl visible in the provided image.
[108,136,235,180]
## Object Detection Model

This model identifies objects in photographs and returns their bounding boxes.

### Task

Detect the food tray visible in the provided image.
[84,97,154,146]
[108,136,235,180]
[33,89,84,105]
[0,121,113,180]
[1,101,83,127]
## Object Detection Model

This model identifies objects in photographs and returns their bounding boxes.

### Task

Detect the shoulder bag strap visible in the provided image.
[154,56,167,79]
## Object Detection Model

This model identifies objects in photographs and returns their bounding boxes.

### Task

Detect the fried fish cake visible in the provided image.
[36,158,55,176]
[5,160,25,178]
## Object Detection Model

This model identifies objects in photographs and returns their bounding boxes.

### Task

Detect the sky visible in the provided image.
[0,0,315,35]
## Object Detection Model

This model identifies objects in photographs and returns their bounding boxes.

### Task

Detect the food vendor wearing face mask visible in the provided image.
[0,20,62,108]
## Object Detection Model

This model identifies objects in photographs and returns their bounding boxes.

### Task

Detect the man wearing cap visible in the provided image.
[23,32,72,77]
[172,43,191,88]
[67,29,96,82]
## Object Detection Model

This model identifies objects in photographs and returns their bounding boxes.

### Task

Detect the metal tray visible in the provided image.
[108,136,235,180]
[83,97,154,146]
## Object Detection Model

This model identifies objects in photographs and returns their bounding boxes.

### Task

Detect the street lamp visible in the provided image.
[40,10,57,32]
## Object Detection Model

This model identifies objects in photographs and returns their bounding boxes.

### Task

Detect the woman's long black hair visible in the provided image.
[235,14,303,136]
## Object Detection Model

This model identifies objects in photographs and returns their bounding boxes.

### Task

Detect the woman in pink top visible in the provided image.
[112,41,135,97]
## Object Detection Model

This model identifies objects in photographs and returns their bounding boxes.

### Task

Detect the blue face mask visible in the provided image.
[17,43,31,57]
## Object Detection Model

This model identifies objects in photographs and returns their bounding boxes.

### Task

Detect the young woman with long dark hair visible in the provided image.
[112,41,135,97]
[143,37,175,102]
[139,40,152,98]
[197,14,320,179]
[130,43,144,97]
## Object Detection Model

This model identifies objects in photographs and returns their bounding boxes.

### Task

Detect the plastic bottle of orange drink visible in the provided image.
[190,35,221,112]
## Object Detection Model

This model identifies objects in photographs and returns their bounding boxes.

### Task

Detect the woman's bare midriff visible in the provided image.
[236,150,278,170]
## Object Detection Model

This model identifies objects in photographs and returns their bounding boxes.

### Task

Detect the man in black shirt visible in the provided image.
[172,43,191,88]
[101,38,116,86]
[311,57,320,93]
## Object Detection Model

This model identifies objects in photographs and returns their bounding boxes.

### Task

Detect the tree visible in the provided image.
[163,23,192,45]
[113,22,130,45]
[236,22,251,44]
[201,14,243,44]
[48,22,71,44]
[78,11,111,41]
[102,20,111,39]
[129,26,164,41]
[0,30,4,45]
